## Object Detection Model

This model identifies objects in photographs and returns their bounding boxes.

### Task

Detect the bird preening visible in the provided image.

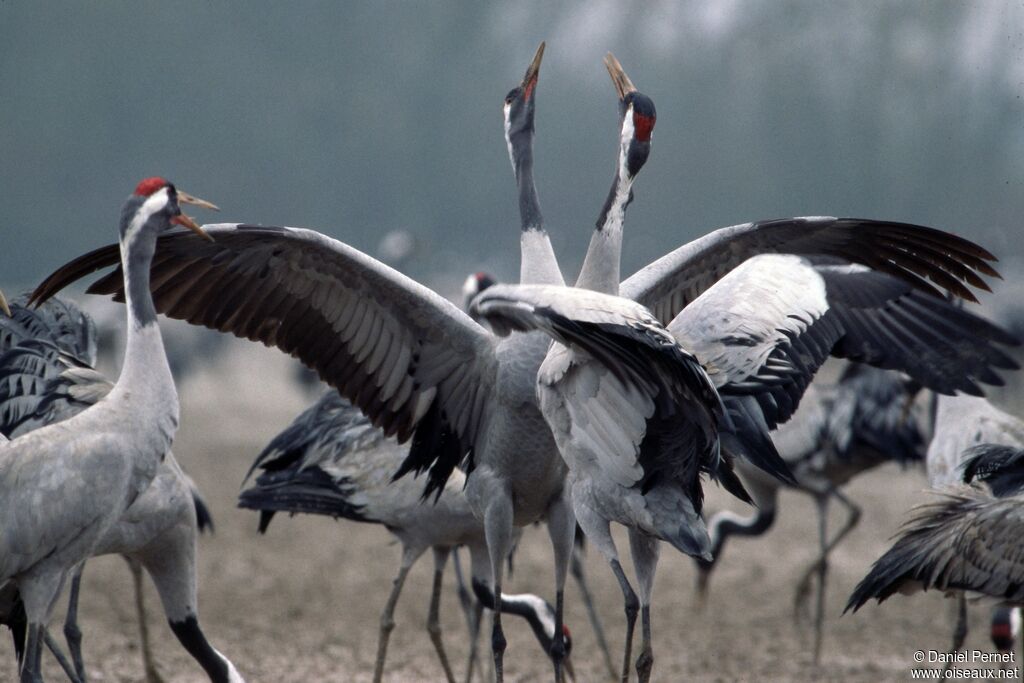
[3,42,1023,683]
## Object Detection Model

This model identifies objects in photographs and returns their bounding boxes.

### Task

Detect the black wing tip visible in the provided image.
[193,494,215,534]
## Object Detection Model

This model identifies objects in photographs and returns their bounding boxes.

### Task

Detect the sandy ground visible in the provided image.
[4,340,1022,683]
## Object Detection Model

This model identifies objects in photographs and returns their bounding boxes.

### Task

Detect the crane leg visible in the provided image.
[373,547,420,683]
[628,531,659,683]
[452,549,484,683]
[794,487,862,651]
[43,628,83,683]
[571,541,616,680]
[546,494,576,683]
[609,559,639,683]
[63,568,86,682]
[21,623,43,683]
[481,492,515,683]
[941,594,968,682]
[463,600,485,683]
[126,557,165,683]
[426,548,457,683]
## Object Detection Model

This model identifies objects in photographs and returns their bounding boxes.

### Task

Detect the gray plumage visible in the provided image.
[927,394,1024,488]
[845,485,1024,610]
[849,400,1024,673]
[0,292,237,683]
[240,390,573,683]
[30,48,575,683]
[699,362,926,661]
[28,58,1015,683]
[0,181,229,683]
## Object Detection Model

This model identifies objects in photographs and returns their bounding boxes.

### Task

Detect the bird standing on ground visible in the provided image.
[240,390,575,683]
[32,47,575,683]
[474,53,1017,682]
[0,294,239,683]
[29,50,1019,683]
[847,396,1024,680]
[1,178,215,683]
[846,444,1024,675]
[696,363,927,662]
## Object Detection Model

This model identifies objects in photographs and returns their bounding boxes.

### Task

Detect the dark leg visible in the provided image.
[43,629,83,683]
[21,623,42,683]
[463,600,484,683]
[546,496,575,683]
[426,548,456,683]
[126,558,165,683]
[482,493,515,683]
[373,549,418,683]
[941,593,968,682]
[610,559,639,683]
[635,606,653,683]
[571,542,616,680]
[794,489,862,620]
[628,530,659,683]
[63,570,86,682]
[812,495,828,664]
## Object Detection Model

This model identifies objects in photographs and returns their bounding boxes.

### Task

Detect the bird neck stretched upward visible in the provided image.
[575,168,634,295]
[514,160,562,286]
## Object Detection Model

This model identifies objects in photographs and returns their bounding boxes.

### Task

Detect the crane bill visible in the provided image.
[170,214,215,242]
[522,41,545,87]
[176,190,219,212]
[0,289,9,317]
[604,52,637,99]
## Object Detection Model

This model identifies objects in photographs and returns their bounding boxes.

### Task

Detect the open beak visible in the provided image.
[172,189,218,241]
[604,52,637,100]
[177,190,220,212]
[171,214,215,242]
[521,41,545,92]
[0,290,9,317]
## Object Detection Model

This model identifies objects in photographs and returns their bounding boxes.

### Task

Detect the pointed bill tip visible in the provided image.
[604,52,637,99]
[171,214,215,242]
[523,41,545,87]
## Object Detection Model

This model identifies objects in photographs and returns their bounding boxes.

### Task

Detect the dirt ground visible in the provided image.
[4,340,1020,683]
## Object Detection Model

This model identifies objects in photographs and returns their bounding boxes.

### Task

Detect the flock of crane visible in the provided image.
[1,42,1023,682]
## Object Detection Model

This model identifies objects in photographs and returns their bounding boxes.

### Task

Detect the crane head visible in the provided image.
[503,42,544,147]
[604,53,656,181]
[122,177,219,243]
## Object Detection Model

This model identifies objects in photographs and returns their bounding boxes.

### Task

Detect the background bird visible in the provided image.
[696,363,927,661]
[1,178,215,682]
[846,444,1024,675]
[0,293,238,683]
[240,390,576,683]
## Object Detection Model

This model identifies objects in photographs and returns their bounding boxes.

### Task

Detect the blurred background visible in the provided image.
[2,1,1022,298]
[2,4,1024,680]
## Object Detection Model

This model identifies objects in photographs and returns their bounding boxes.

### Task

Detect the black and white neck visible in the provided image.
[471,577,569,658]
[504,42,563,286]
[576,55,655,295]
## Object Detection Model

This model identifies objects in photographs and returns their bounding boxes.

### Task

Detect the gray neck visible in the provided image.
[575,170,632,294]
[512,138,563,285]
[122,231,159,328]
[114,228,177,440]
[514,146,544,233]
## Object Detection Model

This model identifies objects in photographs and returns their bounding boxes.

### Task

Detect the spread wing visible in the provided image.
[32,224,499,498]
[621,217,1001,326]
